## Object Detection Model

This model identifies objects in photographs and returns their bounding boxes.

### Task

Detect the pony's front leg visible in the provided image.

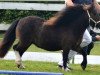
[81,48,87,70]
[14,50,25,69]
[62,49,71,71]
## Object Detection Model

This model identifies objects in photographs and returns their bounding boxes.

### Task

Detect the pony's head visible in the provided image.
[86,3,100,29]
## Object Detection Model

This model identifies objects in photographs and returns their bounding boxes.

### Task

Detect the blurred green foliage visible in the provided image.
[0,9,56,23]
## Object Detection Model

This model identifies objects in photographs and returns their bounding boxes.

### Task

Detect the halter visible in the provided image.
[87,10,100,27]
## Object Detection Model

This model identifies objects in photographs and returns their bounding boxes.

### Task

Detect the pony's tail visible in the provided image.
[0,19,19,58]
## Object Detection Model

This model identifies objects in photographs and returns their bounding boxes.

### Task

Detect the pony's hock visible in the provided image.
[0,5,100,71]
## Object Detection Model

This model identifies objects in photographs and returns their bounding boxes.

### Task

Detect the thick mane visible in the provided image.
[44,5,87,27]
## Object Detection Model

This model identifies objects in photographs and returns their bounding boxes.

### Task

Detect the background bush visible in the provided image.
[0,10,56,24]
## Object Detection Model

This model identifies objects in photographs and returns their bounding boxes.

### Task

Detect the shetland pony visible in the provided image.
[0,5,100,71]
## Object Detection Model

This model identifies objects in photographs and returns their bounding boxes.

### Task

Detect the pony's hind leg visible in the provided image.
[13,42,31,69]
[14,50,24,69]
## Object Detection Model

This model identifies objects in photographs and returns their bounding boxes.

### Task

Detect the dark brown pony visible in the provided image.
[0,5,99,71]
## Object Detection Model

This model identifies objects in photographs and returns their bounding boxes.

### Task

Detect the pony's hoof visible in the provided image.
[58,65,63,69]
[17,64,25,69]
[81,64,86,70]
[58,65,72,71]
[64,67,71,72]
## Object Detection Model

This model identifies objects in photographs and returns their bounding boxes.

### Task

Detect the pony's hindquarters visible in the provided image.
[12,16,45,69]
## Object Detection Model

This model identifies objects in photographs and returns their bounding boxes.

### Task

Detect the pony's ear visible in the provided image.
[83,5,91,11]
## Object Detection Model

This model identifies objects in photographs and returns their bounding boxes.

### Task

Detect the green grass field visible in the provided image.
[0,60,100,75]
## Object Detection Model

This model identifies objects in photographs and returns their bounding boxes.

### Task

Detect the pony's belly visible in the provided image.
[36,43,61,51]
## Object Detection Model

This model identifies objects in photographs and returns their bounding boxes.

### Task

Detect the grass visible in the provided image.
[0,60,100,75]
[90,42,100,55]
[0,33,4,38]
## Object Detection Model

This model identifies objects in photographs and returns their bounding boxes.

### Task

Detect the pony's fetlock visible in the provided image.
[81,62,86,70]
[17,64,25,69]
